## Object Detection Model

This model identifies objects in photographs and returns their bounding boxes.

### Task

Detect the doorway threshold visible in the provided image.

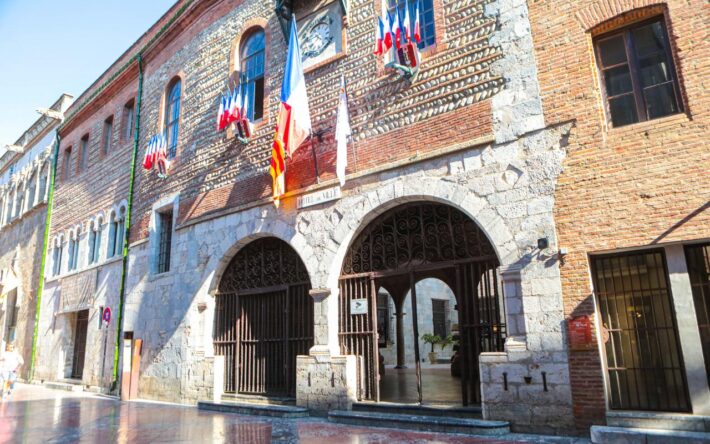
[352,401,482,419]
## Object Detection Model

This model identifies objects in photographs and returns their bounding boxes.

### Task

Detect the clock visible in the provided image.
[302,15,334,60]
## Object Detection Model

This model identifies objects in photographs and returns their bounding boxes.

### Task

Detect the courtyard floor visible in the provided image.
[0,384,590,443]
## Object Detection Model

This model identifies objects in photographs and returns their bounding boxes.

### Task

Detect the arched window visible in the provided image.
[28,172,37,208]
[108,207,126,258]
[14,183,24,218]
[240,29,265,121]
[68,227,81,271]
[4,191,12,224]
[40,163,49,200]
[165,78,182,158]
[53,238,64,276]
[88,218,102,265]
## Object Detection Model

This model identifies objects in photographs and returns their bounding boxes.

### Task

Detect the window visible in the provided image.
[68,230,80,271]
[4,289,18,344]
[388,0,436,49]
[432,299,448,339]
[240,30,265,121]
[594,17,682,127]
[28,176,37,208]
[88,221,102,265]
[103,116,114,154]
[165,79,181,158]
[13,184,23,219]
[53,242,63,276]
[157,210,173,273]
[39,165,48,201]
[63,146,73,180]
[122,100,135,141]
[4,192,13,224]
[79,135,90,171]
[108,208,125,258]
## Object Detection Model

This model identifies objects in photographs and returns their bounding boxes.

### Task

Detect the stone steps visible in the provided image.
[328,409,510,435]
[221,393,296,406]
[197,401,309,418]
[43,380,84,392]
[606,411,710,433]
[591,426,710,444]
[352,402,483,419]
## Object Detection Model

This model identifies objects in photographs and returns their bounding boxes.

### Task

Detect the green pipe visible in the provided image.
[111,54,144,391]
[28,133,61,381]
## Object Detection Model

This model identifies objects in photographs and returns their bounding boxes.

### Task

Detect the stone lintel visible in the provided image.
[309,288,331,302]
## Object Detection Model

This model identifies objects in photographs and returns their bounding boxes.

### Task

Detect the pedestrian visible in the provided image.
[1,344,23,400]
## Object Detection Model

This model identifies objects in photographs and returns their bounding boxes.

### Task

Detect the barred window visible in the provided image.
[388,0,436,49]
[122,99,135,142]
[157,210,173,274]
[594,17,682,127]
[79,134,90,171]
[63,146,73,181]
[103,116,114,154]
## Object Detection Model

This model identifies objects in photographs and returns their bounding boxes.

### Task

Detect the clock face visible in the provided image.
[303,17,333,59]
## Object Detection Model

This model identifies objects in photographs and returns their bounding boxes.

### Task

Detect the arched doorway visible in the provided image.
[214,237,313,398]
[339,202,506,405]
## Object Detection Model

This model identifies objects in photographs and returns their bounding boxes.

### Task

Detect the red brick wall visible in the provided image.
[528,0,710,431]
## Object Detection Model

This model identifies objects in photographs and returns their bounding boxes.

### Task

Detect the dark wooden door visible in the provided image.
[685,243,710,387]
[71,309,89,379]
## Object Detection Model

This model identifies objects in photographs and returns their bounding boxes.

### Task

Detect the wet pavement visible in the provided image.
[0,384,589,443]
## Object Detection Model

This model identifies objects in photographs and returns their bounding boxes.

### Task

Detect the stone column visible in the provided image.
[309,288,331,357]
[498,264,526,351]
[394,300,406,368]
[664,244,710,415]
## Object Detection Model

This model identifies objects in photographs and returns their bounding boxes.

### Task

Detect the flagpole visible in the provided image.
[310,129,320,183]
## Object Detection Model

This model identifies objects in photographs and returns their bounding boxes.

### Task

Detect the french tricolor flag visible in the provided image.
[403,0,412,43]
[271,16,312,205]
[413,0,421,44]
[391,8,402,49]
[374,16,385,56]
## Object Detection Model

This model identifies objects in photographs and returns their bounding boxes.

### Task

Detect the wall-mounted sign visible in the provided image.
[568,315,594,351]
[297,186,341,209]
[102,307,112,325]
[350,298,368,315]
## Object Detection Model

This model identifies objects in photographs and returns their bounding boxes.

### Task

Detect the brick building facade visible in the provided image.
[29,0,709,439]
[528,0,710,436]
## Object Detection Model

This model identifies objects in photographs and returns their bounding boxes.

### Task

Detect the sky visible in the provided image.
[0,0,176,145]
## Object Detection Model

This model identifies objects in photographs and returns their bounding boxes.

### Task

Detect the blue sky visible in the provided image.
[0,0,176,145]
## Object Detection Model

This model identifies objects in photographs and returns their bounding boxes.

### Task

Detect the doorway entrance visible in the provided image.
[339,202,506,406]
[213,237,313,398]
[71,309,89,379]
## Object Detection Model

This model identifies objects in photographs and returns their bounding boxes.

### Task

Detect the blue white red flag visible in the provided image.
[216,94,226,131]
[413,0,422,43]
[143,135,158,169]
[403,0,412,42]
[271,16,312,206]
[374,16,385,56]
[391,8,402,49]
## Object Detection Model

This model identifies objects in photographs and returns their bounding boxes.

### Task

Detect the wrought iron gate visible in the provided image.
[339,202,505,404]
[214,238,313,397]
[591,250,690,412]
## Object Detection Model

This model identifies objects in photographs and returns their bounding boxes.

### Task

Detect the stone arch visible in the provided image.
[208,218,314,296]
[576,1,666,32]
[325,178,517,291]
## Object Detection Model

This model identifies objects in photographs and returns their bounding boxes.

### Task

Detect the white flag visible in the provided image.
[335,75,351,186]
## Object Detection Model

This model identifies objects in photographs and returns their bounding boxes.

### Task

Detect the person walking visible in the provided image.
[1,344,23,400]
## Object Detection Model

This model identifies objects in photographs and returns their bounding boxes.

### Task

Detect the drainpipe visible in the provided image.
[111,54,144,392]
[28,132,61,381]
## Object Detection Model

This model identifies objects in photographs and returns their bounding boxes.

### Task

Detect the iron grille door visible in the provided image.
[458,260,505,405]
[72,309,89,379]
[591,250,690,412]
[339,274,379,401]
[685,243,710,387]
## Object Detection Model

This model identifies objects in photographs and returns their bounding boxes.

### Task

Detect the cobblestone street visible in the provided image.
[0,385,589,443]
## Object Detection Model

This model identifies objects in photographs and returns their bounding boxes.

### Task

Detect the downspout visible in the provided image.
[111,54,144,392]
[29,132,61,381]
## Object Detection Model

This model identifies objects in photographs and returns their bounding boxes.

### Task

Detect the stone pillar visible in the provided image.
[664,245,710,415]
[309,288,331,357]
[498,264,526,351]
[395,301,406,369]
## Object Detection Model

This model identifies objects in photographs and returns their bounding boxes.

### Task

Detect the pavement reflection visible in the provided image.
[0,384,527,443]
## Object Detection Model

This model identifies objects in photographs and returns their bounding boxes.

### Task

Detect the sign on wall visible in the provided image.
[567,315,594,351]
[350,298,368,315]
[297,185,342,209]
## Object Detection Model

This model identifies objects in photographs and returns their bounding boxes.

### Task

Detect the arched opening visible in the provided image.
[238,28,265,121]
[214,237,314,398]
[339,202,505,406]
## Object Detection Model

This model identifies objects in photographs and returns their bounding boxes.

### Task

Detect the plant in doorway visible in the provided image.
[422,333,442,364]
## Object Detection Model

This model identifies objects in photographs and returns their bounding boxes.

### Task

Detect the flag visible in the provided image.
[383,10,393,51]
[374,16,385,56]
[240,86,252,139]
[223,92,233,127]
[335,75,351,187]
[391,7,402,49]
[143,135,157,170]
[228,87,240,124]
[216,94,225,131]
[271,16,312,206]
[413,0,421,44]
[403,0,412,43]
[156,133,170,178]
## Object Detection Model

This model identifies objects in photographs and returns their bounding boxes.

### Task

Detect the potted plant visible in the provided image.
[422,333,441,364]
[439,334,455,355]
